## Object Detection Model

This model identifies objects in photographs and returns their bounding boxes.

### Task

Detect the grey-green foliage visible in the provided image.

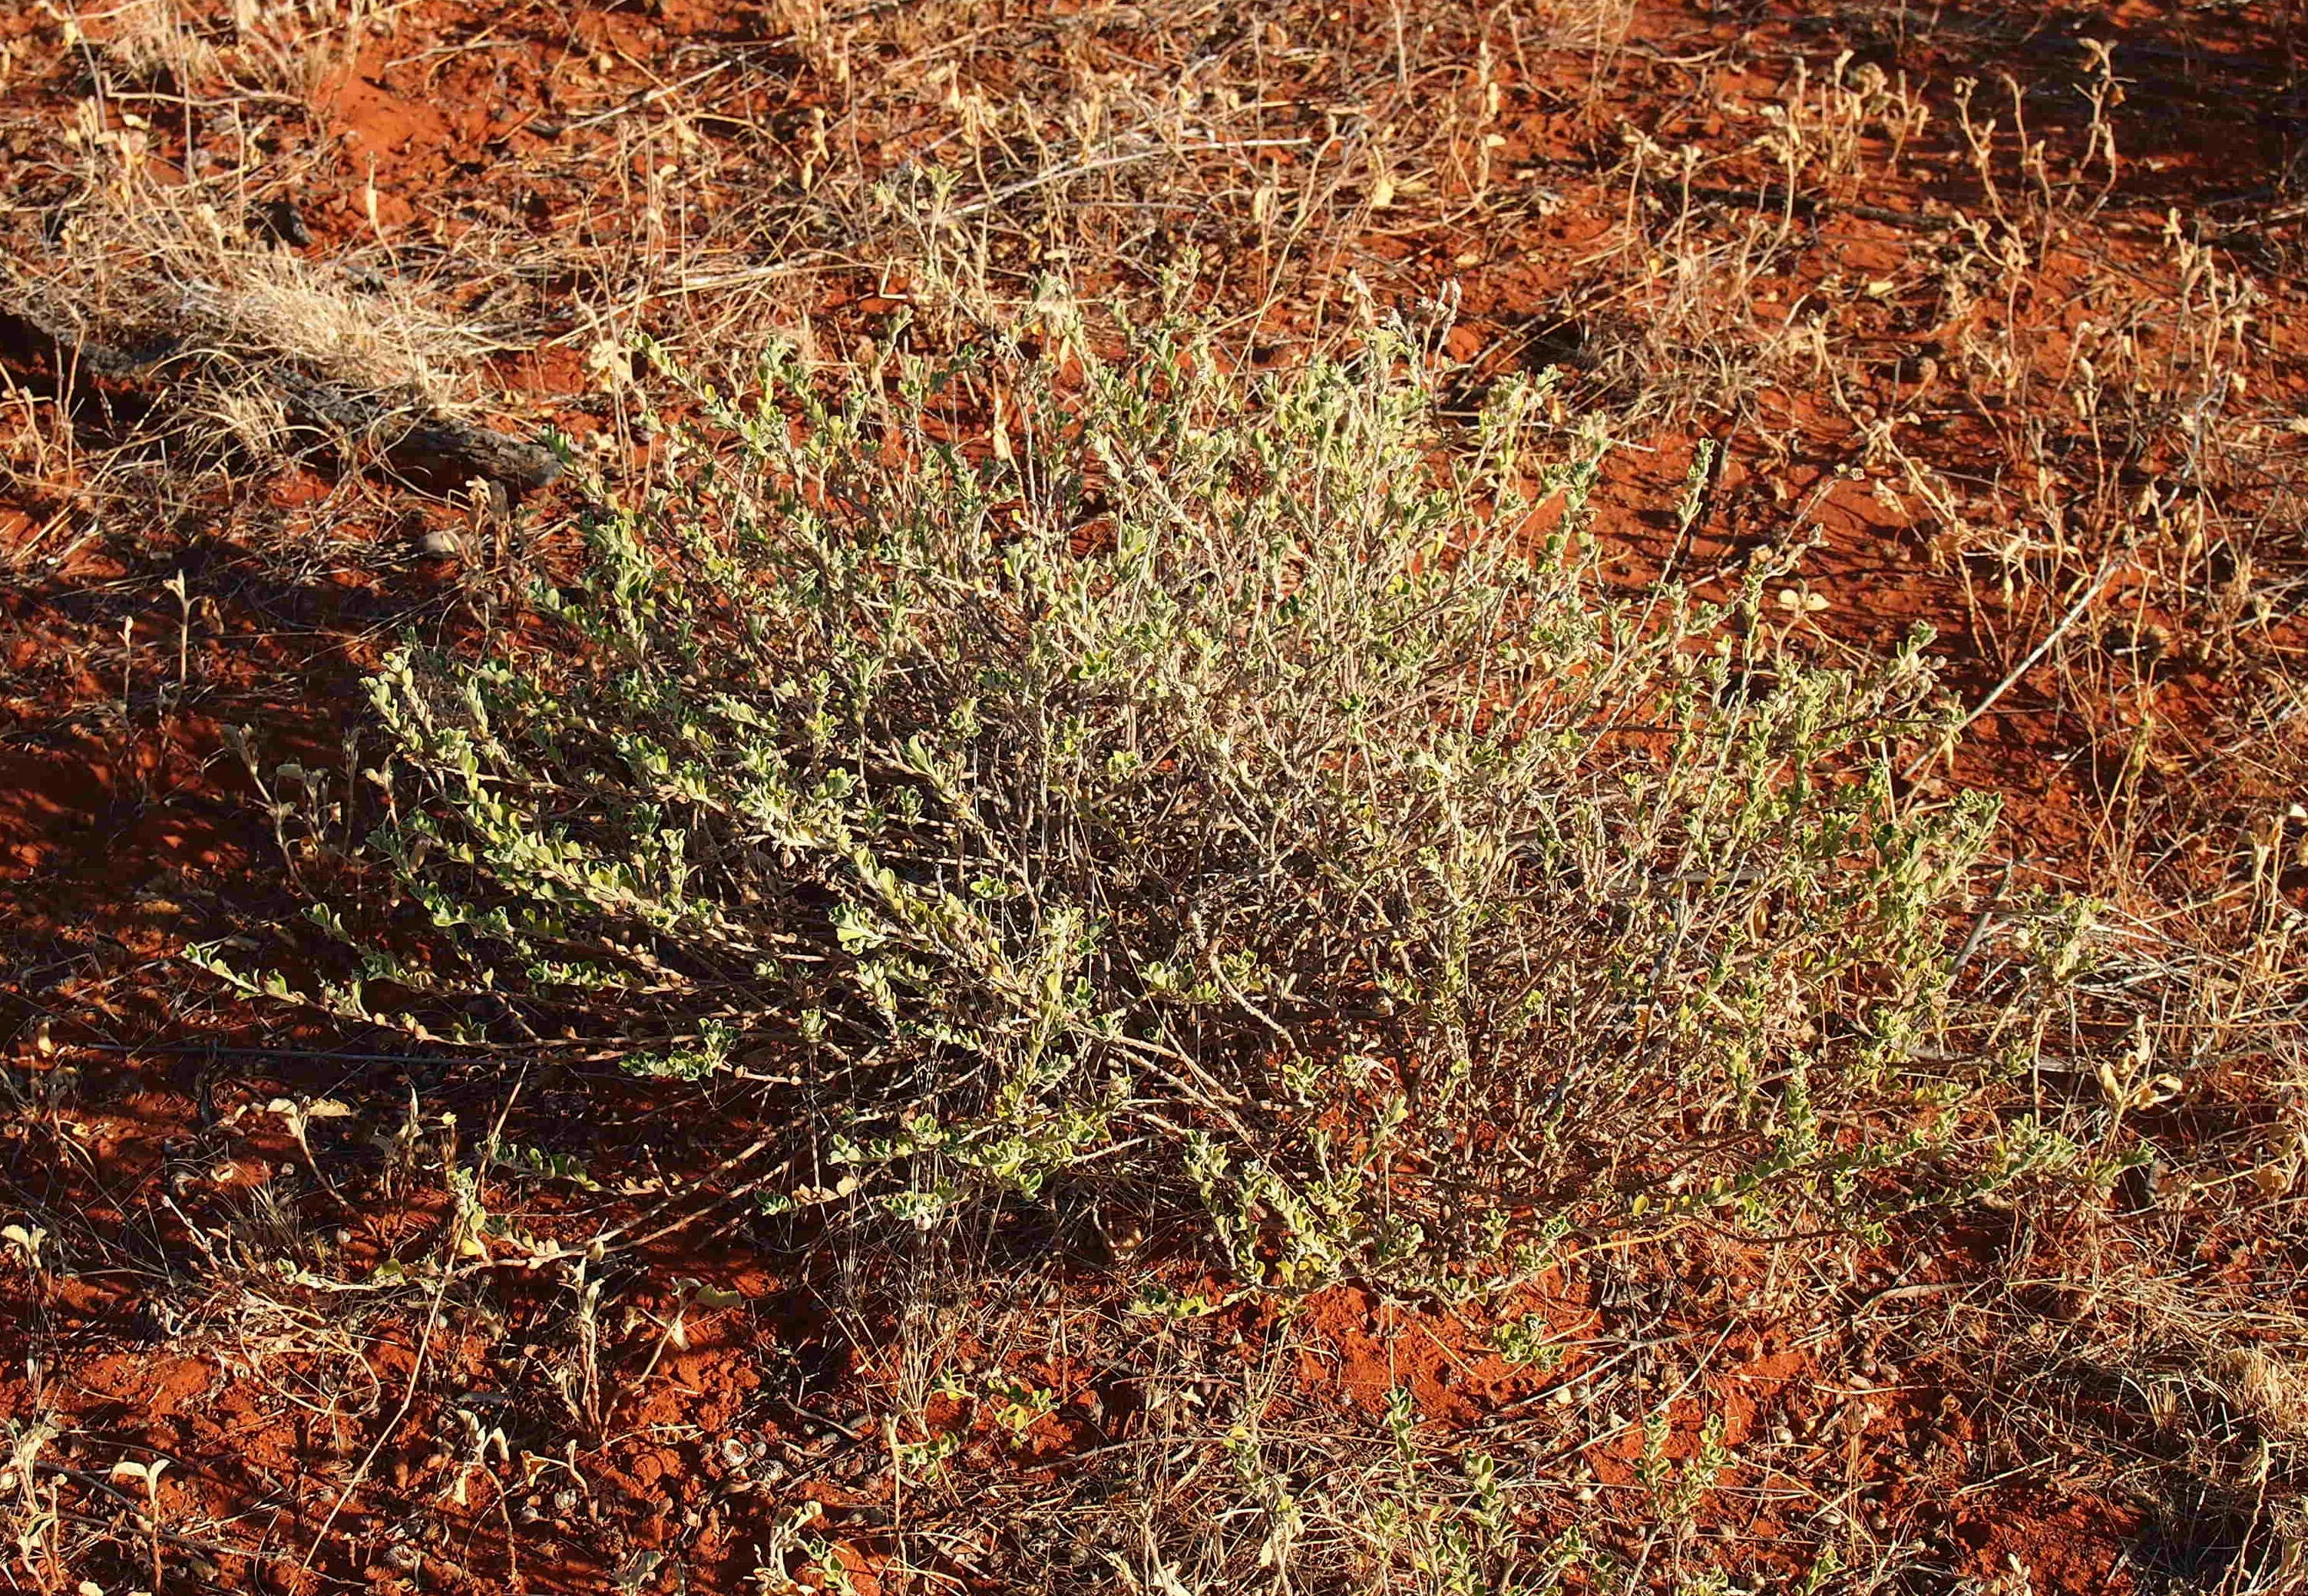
[205,289,1997,1290]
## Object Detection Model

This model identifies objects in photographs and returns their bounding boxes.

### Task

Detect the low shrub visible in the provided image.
[200,290,2001,1292]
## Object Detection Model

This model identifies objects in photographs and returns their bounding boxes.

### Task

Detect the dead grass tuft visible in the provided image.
[2214,1347,2308,1444]
[3,121,523,488]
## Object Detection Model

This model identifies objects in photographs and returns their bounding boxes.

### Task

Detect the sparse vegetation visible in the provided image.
[204,295,2015,1294]
[2,0,2306,1593]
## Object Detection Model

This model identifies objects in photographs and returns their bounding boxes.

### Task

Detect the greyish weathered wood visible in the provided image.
[0,298,562,496]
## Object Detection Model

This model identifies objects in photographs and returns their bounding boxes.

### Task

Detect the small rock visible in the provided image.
[2123,1158,2171,1210]
[254,197,311,248]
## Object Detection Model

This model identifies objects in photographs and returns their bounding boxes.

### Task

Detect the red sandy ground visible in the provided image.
[3,0,2304,1591]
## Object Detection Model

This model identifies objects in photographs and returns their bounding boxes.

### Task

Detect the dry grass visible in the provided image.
[5,177,504,461]
[3,0,2308,1593]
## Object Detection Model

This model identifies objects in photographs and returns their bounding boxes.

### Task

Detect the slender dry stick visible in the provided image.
[164,570,190,695]
[300,1208,459,1572]
[141,1464,164,1595]
[948,138,1312,220]
[300,1069,529,1571]
[1903,552,2128,781]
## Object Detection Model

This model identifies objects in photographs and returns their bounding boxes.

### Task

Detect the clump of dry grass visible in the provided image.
[93,0,228,89]
[2213,1347,2308,1444]
[2,123,520,485]
[79,0,375,107]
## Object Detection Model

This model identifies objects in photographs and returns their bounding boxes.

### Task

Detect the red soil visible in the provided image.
[5,0,2305,1589]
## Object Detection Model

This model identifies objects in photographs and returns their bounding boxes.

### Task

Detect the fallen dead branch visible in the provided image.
[0,297,560,495]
